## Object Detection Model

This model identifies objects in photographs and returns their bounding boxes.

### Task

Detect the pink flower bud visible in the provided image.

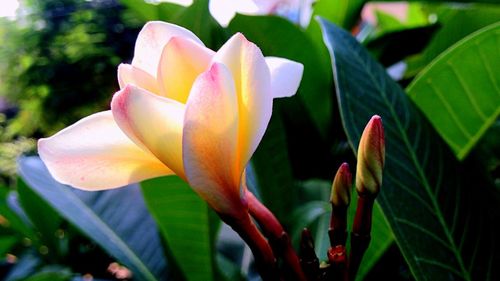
[330,162,352,208]
[355,115,385,196]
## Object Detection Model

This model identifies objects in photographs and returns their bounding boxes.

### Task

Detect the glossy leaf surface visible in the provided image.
[320,18,500,281]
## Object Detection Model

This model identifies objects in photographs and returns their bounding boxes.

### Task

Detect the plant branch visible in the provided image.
[246,190,307,281]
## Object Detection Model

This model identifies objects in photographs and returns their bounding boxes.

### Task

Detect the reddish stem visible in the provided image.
[349,195,374,280]
[246,191,307,281]
[329,206,348,247]
[352,195,374,235]
[299,228,320,280]
[220,212,279,281]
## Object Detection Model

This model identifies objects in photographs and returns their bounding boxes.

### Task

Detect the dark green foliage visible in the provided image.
[320,18,500,281]
[0,0,138,138]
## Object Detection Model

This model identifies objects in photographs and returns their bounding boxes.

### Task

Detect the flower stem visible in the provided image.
[220,212,279,281]
[329,206,348,247]
[246,191,307,281]
[349,195,374,280]
[300,228,320,280]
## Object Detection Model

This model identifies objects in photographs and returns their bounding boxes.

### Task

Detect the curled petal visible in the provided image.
[118,64,160,95]
[132,21,203,76]
[183,63,242,215]
[157,36,215,102]
[38,111,172,190]
[111,85,186,179]
[265,57,303,98]
[213,33,272,175]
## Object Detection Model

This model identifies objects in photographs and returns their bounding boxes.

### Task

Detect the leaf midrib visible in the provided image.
[336,30,471,280]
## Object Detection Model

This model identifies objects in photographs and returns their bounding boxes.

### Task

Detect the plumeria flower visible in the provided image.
[38,21,303,217]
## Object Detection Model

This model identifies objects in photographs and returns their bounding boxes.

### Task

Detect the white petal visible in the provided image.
[212,33,272,174]
[131,21,203,76]
[183,63,242,215]
[265,56,303,98]
[111,85,186,178]
[38,111,172,190]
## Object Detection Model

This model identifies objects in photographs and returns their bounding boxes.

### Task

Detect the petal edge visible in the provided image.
[38,111,172,190]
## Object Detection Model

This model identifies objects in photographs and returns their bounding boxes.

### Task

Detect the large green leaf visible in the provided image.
[313,0,366,29]
[0,187,36,241]
[17,157,167,281]
[248,107,297,224]
[319,18,500,281]
[405,4,500,78]
[0,236,18,256]
[141,176,217,281]
[17,178,64,258]
[365,25,438,67]
[407,22,500,160]
[384,0,499,5]
[120,0,225,48]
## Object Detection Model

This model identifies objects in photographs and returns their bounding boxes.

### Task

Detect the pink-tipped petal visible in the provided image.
[265,56,303,98]
[157,36,215,102]
[212,33,272,175]
[183,63,242,215]
[131,21,203,76]
[38,111,172,190]
[111,85,186,178]
[118,64,160,95]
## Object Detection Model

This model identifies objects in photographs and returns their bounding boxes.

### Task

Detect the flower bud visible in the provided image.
[330,162,352,208]
[355,115,385,196]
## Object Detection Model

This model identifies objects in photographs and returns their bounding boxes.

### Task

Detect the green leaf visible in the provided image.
[120,0,168,20]
[22,269,72,281]
[314,213,331,261]
[0,188,36,240]
[141,176,217,281]
[17,178,63,257]
[228,15,333,137]
[0,236,18,256]
[248,108,297,224]
[120,0,225,48]
[391,0,499,4]
[319,18,500,281]
[167,0,226,48]
[365,24,439,67]
[289,200,330,247]
[407,22,500,160]
[313,0,366,29]
[17,157,167,281]
[405,4,500,77]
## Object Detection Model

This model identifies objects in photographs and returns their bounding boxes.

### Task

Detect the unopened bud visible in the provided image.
[330,163,352,208]
[356,115,385,196]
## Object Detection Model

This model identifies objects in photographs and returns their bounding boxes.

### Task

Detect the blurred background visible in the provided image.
[0,0,142,188]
